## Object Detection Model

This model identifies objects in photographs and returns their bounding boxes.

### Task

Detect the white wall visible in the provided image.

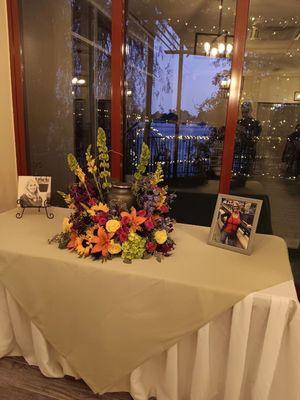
[0,0,18,212]
[242,73,300,111]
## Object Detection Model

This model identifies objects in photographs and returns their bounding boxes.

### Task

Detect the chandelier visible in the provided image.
[193,0,234,58]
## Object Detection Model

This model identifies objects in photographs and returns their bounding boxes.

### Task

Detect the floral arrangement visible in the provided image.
[50,128,176,263]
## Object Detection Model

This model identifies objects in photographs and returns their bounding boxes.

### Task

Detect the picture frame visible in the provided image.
[208,194,262,255]
[294,91,300,101]
[17,176,53,219]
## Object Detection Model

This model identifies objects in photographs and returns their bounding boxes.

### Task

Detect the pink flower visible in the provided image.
[144,218,155,231]
[160,205,169,213]
[146,241,157,253]
[93,212,107,225]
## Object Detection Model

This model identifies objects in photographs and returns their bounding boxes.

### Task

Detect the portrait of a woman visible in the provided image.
[220,202,242,246]
[20,178,43,207]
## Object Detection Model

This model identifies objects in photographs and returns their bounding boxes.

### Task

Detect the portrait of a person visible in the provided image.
[220,202,243,247]
[20,178,43,207]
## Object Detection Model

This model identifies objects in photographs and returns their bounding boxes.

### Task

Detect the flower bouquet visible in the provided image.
[50,128,176,263]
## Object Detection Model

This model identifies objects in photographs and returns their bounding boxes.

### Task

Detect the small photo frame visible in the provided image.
[208,194,262,255]
[18,176,51,208]
[294,91,300,101]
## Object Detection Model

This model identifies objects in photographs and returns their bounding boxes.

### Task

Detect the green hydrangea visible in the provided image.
[121,232,146,261]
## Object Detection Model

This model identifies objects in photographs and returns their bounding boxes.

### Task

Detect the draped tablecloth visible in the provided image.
[1,281,299,400]
[0,208,294,394]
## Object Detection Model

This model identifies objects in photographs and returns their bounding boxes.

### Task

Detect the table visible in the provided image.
[0,208,298,399]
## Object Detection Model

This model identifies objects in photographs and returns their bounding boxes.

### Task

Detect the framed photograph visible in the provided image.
[18,176,51,208]
[294,91,300,101]
[208,194,262,255]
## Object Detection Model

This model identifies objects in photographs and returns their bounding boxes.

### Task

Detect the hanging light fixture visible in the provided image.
[226,43,233,55]
[210,47,218,57]
[218,42,226,54]
[204,41,211,54]
[194,0,234,58]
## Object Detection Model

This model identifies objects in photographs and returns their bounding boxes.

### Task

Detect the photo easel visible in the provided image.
[16,199,54,219]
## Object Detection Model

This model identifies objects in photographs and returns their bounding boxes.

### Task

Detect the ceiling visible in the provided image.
[129,0,300,73]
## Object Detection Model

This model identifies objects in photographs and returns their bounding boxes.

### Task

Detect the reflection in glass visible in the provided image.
[125,0,236,190]
[231,4,300,247]
[20,0,111,203]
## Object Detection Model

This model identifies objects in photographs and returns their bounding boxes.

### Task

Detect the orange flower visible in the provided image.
[120,208,146,232]
[67,233,79,250]
[90,226,118,257]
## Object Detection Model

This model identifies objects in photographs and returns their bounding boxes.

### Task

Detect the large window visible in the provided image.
[230,1,300,246]
[124,0,236,188]
[20,0,111,202]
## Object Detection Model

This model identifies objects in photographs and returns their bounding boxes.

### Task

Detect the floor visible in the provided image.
[0,357,133,400]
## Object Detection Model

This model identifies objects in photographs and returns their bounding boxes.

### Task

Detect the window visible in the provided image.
[230,1,300,246]
[20,0,111,202]
[124,0,236,193]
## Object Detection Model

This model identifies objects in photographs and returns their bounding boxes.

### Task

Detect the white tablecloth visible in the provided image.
[1,280,299,400]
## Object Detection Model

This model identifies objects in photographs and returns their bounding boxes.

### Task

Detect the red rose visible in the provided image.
[93,212,107,225]
[160,205,169,213]
[146,241,157,253]
[88,198,97,206]
[137,210,147,217]
[116,228,128,242]
[144,219,155,231]
[121,215,131,226]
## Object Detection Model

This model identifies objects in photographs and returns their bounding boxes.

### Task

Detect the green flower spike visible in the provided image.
[97,127,112,190]
[153,162,164,185]
[132,142,150,194]
[67,153,91,199]
[86,144,104,202]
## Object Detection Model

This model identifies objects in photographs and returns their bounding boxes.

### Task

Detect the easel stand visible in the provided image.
[16,200,54,219]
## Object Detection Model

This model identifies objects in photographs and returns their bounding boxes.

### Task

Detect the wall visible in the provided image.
[242,73,300,111]
[0,0,18,212]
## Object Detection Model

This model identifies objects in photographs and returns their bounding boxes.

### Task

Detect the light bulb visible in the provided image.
[204,41,210,53]
[226,43,233,54]
[77,79,86,85]
[72,77,78,84]
[218,42,225,54]
[210,47,218,57]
